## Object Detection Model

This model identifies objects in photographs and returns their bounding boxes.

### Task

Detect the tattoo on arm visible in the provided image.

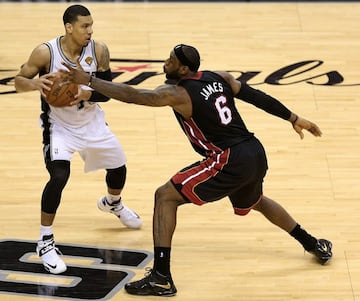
[97,42,110,71]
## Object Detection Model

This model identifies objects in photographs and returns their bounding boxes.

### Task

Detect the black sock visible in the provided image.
[153,247,171,276]
[289,224,317,251]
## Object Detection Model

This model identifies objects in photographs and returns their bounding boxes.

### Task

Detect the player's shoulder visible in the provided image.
[213,70,230,80]
[93,39,109,52]
[35,42,51,53]
[29,42,51,63]
[156,83,185,96]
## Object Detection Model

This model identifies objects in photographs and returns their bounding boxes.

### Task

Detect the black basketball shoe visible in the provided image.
[125,268,177,296]
[309,239,333,264]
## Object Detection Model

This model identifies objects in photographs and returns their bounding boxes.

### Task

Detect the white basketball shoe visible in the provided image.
[36,234,67,274]
[97,197,142,229]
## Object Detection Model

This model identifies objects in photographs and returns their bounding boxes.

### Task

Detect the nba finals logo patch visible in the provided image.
[85,56,93,66]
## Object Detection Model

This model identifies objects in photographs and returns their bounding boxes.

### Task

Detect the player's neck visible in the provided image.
[60,36,83,62]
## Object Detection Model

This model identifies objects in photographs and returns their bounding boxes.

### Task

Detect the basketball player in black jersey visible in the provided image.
[62,44,332,297]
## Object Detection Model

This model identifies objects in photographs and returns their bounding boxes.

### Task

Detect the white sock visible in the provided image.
[106,193,122,204]
[39,225,53,240]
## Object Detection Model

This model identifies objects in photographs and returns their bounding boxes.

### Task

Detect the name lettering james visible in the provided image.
[200,82,224,100]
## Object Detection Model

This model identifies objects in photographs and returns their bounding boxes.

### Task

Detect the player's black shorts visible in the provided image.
[171,137,268,215]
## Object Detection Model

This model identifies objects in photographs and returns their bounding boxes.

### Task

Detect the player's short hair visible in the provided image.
[174,44,201,72]
[63,4,91,25]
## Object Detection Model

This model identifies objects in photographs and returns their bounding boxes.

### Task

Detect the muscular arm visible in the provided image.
[15,44,53,96]
[217,70,292,119]
[83,40,111,102]
[90,77,190,112]
[94,40,110,72]
[62,59,192,117]
[216,70,322,139]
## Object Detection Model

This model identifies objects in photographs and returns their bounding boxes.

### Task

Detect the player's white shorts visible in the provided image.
[44,111,126,173]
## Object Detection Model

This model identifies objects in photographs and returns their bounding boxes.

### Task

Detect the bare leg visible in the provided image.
[107,188,122,196]
[153,181,186,247]
[252,195,333,264]
[253,195,297,233]
[41,212,56,226]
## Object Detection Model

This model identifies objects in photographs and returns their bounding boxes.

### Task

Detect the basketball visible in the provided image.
[44,72,78,107]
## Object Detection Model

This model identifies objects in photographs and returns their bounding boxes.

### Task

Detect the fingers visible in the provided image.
[293,117,323,139]
[294,125,304,139]
[61,61,72,71]
[42,77,54,88]
[39,74,54,97]
[305,121,322,137]
[310,123,322,137]
[69,98,82,106]
[308,126,322,137]
[61,57,82,70]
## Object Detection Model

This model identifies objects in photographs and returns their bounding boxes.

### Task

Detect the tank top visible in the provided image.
[41,36,101,128]
[175,71,254,156]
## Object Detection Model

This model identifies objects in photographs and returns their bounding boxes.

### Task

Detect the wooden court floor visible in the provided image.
[0,2,359,300]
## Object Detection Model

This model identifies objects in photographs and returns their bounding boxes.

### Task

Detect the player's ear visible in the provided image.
[179,65,189,76]
[65,22,72,34]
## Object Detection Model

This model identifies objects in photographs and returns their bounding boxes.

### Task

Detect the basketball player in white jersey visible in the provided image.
[14,4,142,275]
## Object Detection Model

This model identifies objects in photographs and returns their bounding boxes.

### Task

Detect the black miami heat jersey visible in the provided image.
[175,71,254,156]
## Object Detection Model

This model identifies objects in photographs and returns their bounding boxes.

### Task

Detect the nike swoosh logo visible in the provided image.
[45,263,57,269]
[150,282,172,290]
[321,243,329,253]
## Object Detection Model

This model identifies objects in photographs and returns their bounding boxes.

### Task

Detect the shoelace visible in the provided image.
[104,199,124,214]
[131,268,154,285]
[39,238,63,256]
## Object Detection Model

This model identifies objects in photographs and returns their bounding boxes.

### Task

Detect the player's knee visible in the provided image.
[155,184,167,201]
[47,160,70,188]
[155,182,183,207]
[106,165,127,189]
[42,160,70,213]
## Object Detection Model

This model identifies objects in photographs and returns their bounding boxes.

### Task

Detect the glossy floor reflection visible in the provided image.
[0,240,152,300]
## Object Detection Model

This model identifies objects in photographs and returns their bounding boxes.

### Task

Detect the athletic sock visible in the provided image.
[106,193,122,206]
[39,225,53,240]
[153,247,171,276]
[289,223,317,251]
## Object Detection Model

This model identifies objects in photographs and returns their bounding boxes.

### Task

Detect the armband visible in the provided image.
[235,83,291,120]
[88,69,112,103]
[291,114,298,125]
[88,91,109,103]
[87,75,93,87]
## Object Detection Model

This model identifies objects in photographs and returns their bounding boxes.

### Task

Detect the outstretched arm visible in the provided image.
[61,59,191,116]
[216,70,322,139]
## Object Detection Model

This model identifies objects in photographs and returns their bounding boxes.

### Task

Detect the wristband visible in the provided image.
[87,75,93,87]
[292,114,298,125]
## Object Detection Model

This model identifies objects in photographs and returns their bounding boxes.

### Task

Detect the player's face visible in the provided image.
[68,15,93,46]
[163,50,182,80]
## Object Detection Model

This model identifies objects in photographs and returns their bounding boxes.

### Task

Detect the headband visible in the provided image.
[174,44,198,72]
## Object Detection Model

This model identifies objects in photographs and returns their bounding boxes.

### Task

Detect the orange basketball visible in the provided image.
[44,72,78,107]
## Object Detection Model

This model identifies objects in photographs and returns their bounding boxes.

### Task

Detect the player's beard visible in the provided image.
[164,66,180,81]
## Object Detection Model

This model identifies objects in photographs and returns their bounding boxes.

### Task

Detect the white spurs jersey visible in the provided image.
[44,36,102,128]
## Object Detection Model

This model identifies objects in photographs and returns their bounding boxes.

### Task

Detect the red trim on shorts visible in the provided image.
[233,195,263,216]
[172,149,230,205]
